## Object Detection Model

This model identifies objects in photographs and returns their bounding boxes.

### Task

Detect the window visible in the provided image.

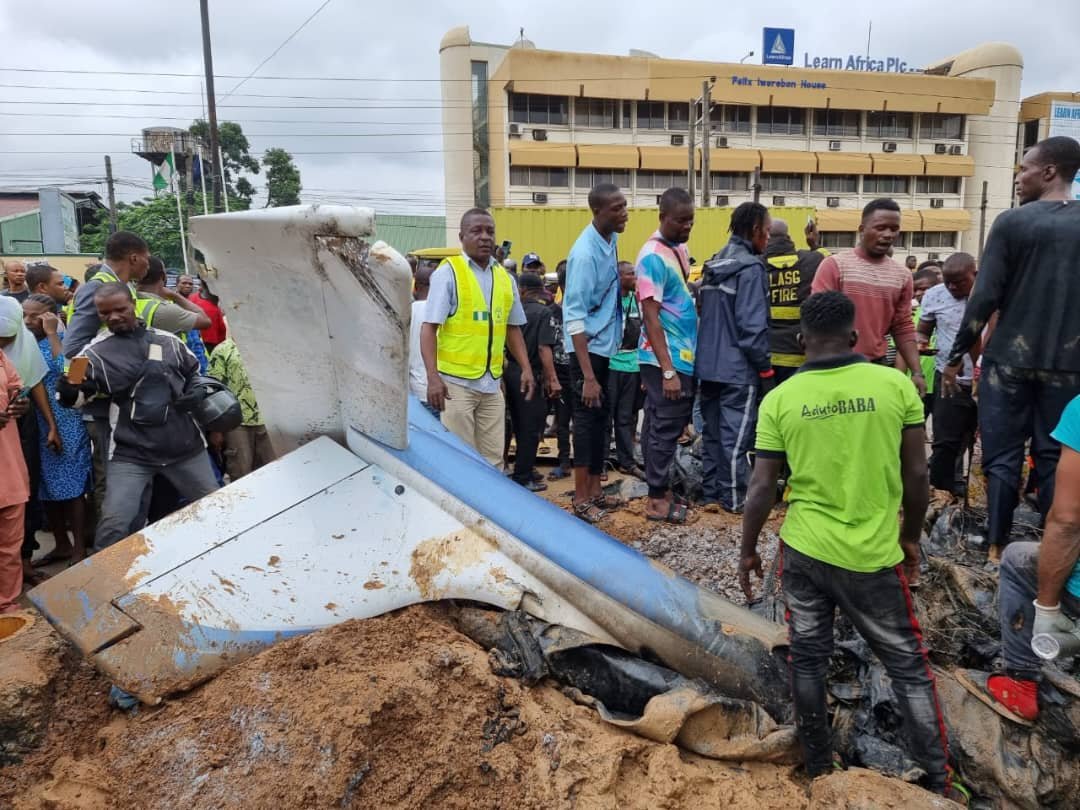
[819,231,857,249]
[863,175,910,195]
[809,174,858,193]
[509,166,569,187]
[575,98,622,129]
[866,111,913,139]
[919,113,964,140]
[760,172,804,192]
[637,170,690,190]
[911,231,956,249]
[575,169,631,189]
[667,102,690,131]
[710,104,752,133]
[1023,119,1040,151]
[508,92,568,125]
[916,176,961,194]
[709,172,745,191]
[813,109,861,138]
[757,106,805,136]
[471,61,490,208]
[637,101,666,130]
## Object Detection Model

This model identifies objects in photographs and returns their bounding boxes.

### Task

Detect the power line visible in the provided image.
[220,0,335,100]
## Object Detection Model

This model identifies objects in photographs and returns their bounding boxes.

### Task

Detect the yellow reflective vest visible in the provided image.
[436,254,514,380]
[62,268,133,323]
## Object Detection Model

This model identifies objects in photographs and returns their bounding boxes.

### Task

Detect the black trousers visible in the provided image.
[929,372,977,493]
[17,411,41,560]
[570,352,610,475]
[640,366,695,498]
[553,364,572,467]
[505,363,547,484]
[606,368,641,470]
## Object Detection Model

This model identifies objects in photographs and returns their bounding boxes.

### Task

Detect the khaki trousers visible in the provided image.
[441,382,505,466]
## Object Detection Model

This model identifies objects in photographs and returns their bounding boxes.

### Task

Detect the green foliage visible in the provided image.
[80,192,249,267]
[262,148,302,208]
[189,119,261,204]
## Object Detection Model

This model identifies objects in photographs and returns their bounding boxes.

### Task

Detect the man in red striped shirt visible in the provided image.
[811,198,926,396]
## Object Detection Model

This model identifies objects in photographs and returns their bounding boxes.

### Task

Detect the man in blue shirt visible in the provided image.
[562,183,628,523]
[960,393,1080,725]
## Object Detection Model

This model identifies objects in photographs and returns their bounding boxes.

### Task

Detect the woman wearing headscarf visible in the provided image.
[24,295,91,565]
[0,295,59,588]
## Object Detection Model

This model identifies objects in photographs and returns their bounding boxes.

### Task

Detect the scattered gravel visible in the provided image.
[628,522,780,604]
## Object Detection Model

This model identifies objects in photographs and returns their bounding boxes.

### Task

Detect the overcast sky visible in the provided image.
[0,0,1077,215]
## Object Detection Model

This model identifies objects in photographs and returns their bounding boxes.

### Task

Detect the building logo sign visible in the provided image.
[803,53,918,73]
[762,28,795,66]
[1048,101,1080,201]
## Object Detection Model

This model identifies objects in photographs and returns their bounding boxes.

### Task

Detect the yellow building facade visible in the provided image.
[440,29,1024,264]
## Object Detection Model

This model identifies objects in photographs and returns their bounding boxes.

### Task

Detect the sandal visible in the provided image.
[646,501,689,524]
[573,500,607,524]
[592,493,624,510]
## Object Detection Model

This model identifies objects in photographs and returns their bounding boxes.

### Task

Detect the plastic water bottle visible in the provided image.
[1031,632,1080,661]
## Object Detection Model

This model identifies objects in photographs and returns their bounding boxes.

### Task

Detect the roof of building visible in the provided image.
[374,214,448,255]
[1020,91,1080,122]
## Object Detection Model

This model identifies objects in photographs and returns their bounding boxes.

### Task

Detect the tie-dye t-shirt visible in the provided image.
[635,232,698,376]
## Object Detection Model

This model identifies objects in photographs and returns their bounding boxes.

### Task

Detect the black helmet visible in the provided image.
[183,376,243,433]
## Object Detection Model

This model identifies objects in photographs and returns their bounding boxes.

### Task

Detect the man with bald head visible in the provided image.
[764,218,825,382]
[2,261,28,303]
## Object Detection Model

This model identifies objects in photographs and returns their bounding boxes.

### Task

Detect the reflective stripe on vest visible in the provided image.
[134,297,160,326]
[436,254,514,380]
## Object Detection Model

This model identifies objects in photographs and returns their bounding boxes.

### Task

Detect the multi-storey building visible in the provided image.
[440,28,1024,262]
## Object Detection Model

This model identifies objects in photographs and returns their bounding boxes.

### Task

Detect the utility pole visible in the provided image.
[687,97,696,202]
[752,167,762,203]
[104,156,118,234]
[700,80,712,208]
[978,179,989,256]
[200,0,223,213]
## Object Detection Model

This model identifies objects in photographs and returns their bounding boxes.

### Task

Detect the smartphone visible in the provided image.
[67,356,89,385]
[501,240,512,257]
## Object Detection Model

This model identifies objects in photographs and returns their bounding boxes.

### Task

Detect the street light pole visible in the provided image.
[740,51,754,64]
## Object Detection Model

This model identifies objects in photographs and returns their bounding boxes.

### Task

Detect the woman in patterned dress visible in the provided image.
[23,295,92,564]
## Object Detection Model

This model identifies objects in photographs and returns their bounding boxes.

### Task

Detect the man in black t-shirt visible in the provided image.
[945,136,1080,558]
[547,260,572,479]
[506,273,561,491]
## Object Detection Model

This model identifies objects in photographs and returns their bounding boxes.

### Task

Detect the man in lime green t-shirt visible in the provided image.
[738,291,960,799]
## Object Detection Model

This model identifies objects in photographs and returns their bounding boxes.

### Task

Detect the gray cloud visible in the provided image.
[0,0,1076,216]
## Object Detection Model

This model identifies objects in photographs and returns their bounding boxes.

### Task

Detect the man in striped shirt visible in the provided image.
[811,198,926,396]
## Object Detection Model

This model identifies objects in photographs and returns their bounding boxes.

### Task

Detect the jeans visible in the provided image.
[998,541,1080,682]
[979,362,1080,545]
[553,364,572,467]
[505,363,547,485]
[95,453,220,549]
[570,353,611,475]
[607,368,640,469]
[699,380,758,510]
[640,366,695,498]
[929,373,977,494]
[781,544,953,790]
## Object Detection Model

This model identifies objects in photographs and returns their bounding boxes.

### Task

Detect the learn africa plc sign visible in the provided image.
[803,53,919,73]
[1048,101,1080,201]
[762,28,795,66]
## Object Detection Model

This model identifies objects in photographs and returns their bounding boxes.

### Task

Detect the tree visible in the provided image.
[80,192,248,267]
[190,119,261,205]
[262,148,302,208]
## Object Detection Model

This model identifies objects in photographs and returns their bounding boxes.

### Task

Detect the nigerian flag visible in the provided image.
[152,152,175,191]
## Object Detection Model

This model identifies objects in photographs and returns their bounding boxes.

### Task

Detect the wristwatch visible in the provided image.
[662,369,676,380]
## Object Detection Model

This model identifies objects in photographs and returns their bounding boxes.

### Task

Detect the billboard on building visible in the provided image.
[1049,101,1080,201]
[762,28,795,66]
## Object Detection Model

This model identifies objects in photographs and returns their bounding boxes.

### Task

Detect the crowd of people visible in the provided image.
[413,134,1080,802]
[0,232,274,613]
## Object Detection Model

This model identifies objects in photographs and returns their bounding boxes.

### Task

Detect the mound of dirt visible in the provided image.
[6,605,812,810]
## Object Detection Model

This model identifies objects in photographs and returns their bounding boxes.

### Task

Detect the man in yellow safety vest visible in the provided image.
[420,208,535,466]
[765,219,826,383]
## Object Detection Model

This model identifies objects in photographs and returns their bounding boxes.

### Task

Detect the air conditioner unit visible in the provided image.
[927,252,940,261]
[826,197,840,208]
[508,123,520,136]
[883,142,898,153]
[934,143,948,154]
[949,145,963,155]
[930,198,945,208]
[670,134,685,146]
[532,192,549,204]
[828,140,842,151]
[715,194,729,206]
[772,195,786,206]
[532,129,548,141]
[716,136,729,149]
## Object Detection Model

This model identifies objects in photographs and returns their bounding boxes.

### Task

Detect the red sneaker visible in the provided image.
[955,669,1037,725]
